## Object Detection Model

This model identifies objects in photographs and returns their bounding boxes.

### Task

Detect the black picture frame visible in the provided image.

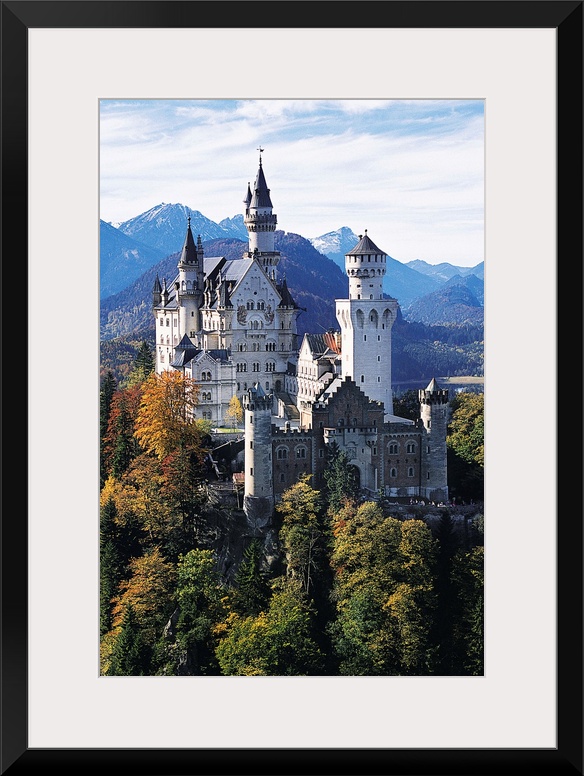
[2,2,582,774]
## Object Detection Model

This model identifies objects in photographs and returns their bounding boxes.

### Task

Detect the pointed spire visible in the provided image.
[278,276,298,309]
[244,181,252,207]
[425,377,441,392]
[152,274,162,293]
[250,149,273,209]
[179,218,198,265]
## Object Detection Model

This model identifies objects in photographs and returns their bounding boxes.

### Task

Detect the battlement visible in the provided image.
[271,425,314,439]
[419,389,449,405]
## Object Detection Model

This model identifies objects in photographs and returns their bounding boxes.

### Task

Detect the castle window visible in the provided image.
[364,335,367,342]
[377,377,381,382]
[247,301,254,310]
[192,311,195,316]
[166,318,169,326]
[377,356,380,362]
[370,295,373,300]
[373,447,377,455]
[378,335,380,341]
[408,467,415,477]
[266,383,270,390]
[237,383,240,391]
[266,361,276,372]
[280,473,286,483]
[250,468,254,476]
[277,447,288,460]
[258,301,265,310]
[406,442,416,454]
[296,446,307,459]
[390,468,398,478]
[389,443,398,454]
[249,441,253,449]
[160,353,165,362]
[427,446,431,454]
[319,449,324,458]
[252,362,260,372]
[427,471,430,479]
[361,375,364,383]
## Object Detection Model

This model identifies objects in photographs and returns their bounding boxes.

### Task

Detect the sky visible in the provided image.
[99,99,484,267]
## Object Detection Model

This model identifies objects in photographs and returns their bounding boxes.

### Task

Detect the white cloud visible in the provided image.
[100,99,484,265]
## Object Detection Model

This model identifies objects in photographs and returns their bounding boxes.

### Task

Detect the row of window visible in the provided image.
[236,362,276,373]
[388,442,417,454]
[237,342,278,351]
[275,446,307,460]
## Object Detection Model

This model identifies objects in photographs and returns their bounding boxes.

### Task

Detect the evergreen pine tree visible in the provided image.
[127,341,155,387]
[99,370,117,486]
[107,604,151,675]
[233,538,270,616]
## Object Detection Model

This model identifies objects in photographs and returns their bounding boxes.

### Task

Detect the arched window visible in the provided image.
[389,442,398,455]
[390,468,398,478]
[296,446,307,459]
[276,447,288,460]
[406,441,416,454]
[408,467,415,477]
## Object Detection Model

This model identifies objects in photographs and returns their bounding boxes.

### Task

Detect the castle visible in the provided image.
[152,151,449,523]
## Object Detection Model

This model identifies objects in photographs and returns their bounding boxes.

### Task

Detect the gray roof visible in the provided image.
[304,332,341,358]
[347,230,386,256]
[249,163,273,209]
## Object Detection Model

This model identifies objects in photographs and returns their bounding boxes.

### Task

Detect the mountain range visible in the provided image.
[99,204,484,383]
[101,203,484,310]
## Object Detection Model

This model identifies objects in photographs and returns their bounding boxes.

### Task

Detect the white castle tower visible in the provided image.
[243,147,280,276]
[335,231,399,414]
[176,217,204,337]
[243,383,274,530]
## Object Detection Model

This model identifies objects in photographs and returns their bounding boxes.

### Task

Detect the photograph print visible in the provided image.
[99,99,485,677]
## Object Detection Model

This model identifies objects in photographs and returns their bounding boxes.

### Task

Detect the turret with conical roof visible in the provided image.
[176,216,204,337]
[345,230,387,301]
[152,275,162,308]
[244,148,280,274]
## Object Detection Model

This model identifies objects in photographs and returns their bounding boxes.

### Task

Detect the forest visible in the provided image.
[99,343,484,677]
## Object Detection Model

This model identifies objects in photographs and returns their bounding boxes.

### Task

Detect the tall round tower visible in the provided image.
[243,383,274,531]
[419,377,449,502]
[243,148,280,276]
[335,231,399,414]
[176,217,204,337]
